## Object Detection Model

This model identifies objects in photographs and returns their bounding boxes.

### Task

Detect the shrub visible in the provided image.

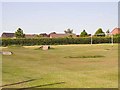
[1,37,119,46]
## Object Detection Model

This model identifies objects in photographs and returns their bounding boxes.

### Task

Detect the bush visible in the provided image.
[1,37,119,46]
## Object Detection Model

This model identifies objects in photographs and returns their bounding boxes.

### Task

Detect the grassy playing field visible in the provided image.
[1,44,118,88]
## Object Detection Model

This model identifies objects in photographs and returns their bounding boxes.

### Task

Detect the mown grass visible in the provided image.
[64,55,105,58]
[1,44,118,88]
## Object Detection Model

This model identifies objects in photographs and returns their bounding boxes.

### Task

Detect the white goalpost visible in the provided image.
[90,33,113,45]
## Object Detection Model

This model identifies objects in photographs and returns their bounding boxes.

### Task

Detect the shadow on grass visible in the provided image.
[17,82,65,90]
[0,79,37,87]
[34,47,55,50]
[104,49,110,50]
[64,55,105,58]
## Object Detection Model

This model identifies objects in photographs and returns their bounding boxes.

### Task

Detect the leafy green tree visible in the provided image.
[80,30,88,37]
[106,29,110,36]
[15,28,25,38]
[114,34,120,37]
[64,28,73,34]
[94,28,105,37]
[106,29,110,34]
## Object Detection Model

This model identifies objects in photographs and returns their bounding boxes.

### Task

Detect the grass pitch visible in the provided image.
[1,44,118,88]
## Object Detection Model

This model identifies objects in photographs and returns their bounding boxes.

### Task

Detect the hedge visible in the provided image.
[1,37,120,46]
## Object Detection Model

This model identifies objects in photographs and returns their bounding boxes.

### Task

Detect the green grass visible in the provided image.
[64,55,105,58]
[1,44,118,88]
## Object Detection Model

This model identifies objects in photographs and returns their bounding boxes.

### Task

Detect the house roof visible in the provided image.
[40,33,47,35]
[2,33,15,37]
[50,34,67,38]
[50,33,76,38]
[111,28,120,35]
[1,33,37,38]
[40,33,49,37]
[25,34,36,38]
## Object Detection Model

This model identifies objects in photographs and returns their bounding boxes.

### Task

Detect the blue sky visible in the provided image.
[2,2,118,35]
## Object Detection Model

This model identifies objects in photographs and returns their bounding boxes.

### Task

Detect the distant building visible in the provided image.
[111,28,120,35]
[40,33,49,37]
[49,33,76,38]
[25,34,37,38]
[2,33,15,38]
[1,32,37,38]
[49,32,56,34]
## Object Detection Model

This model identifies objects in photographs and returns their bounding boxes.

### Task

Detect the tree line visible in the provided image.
[64,28,110,37]
[15,27,115,38]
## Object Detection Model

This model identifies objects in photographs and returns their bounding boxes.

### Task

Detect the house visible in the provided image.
[49,33,76,38]
[111,28,120,35]
[39,33,49,37]
[49,32,56,34]
[50,34,67,38]
[25,34,37,38]
[1,32,37,38]
[1,33,15,38]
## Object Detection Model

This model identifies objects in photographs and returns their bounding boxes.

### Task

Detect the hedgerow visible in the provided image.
[1,37,120,46]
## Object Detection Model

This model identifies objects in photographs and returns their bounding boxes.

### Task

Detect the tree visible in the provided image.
[106,29,110,35]
[80,30,88,37]
[15,28,25,38]
[106,29,110,34]
[64,28,73,34]
[94,28,105,37]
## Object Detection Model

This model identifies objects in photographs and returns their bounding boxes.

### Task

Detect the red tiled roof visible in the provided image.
[111,28,120,35]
